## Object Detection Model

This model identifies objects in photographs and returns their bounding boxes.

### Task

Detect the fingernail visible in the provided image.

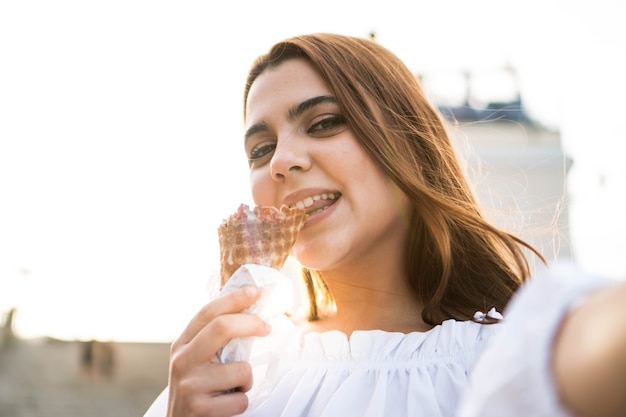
[264,322,272,334]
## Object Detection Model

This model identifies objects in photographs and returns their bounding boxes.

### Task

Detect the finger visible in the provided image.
[175,286,262,346]
[171,389,249,417]
[189,312,271,362]
[168,362,253,417]
[171,360,254,395]
[204,361,255,394]
[169,312,270,369]
[203,391,249,417]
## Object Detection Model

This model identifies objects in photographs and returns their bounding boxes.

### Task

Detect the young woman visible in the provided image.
[144,33,626,417]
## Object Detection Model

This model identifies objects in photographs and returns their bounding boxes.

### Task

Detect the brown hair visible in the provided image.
[243,33,544,325]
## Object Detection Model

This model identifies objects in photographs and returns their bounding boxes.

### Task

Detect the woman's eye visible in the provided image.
[248,143,276,162]
[307,115,346,135]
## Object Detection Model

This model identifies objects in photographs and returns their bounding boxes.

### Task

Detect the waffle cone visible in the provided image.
[218,204,307,287]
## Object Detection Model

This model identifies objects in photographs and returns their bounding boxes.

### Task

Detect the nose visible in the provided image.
[269,136,311,181]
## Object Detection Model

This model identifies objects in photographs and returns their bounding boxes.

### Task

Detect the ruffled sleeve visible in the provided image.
[143,296,502,417]
[144,317,499,417]
[240,318,499,417]
[457,262,621,417]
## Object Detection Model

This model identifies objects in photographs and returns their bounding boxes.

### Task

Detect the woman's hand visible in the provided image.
[166,286,271,417]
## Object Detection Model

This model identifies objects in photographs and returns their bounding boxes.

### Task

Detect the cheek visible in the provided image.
[249,169,274,206]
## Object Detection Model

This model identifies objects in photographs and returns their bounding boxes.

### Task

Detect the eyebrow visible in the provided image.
[244,95,338,143]
[243,121,269,143]
[288,95,338,121]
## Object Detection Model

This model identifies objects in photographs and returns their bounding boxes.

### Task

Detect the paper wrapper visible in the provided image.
[218,204,307,287]
[215,203,305,364]
[217,264,293,363]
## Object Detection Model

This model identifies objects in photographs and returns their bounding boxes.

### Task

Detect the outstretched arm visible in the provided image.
[552,281,626,417]
[457,263,625,417]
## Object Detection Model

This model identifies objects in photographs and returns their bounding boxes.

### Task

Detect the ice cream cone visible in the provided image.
[218,204,307,287]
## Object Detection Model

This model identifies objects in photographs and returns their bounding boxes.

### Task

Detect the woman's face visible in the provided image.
[244,58,411,272]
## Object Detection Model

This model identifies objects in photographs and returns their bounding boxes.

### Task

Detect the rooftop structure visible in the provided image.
[420,67,573,264]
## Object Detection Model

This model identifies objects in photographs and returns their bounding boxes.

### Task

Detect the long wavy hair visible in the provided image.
[243,33,544,326]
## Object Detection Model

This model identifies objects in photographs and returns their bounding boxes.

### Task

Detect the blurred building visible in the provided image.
[421,67,573,265]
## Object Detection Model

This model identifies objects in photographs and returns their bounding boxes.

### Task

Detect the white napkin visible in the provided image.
[217,264,294,363]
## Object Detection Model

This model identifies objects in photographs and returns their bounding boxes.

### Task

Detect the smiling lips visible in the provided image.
[292,192,340,216]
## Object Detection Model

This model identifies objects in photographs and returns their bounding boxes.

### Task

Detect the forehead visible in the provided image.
[245,59,332,122]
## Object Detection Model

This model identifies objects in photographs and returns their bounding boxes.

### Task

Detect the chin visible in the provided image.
[293,254,337,274]
[292,249,324,272]
[292,236,345,272]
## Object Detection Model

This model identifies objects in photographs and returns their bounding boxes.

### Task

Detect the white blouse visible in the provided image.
[145,316,499,417]
[144,262,618,417]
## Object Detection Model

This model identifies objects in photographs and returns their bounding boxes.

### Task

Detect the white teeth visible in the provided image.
[292,193,338,211]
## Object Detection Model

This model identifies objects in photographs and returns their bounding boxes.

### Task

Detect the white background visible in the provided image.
[1,0,624,342]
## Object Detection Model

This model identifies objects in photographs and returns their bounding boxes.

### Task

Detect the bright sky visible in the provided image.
[1,0,625,342]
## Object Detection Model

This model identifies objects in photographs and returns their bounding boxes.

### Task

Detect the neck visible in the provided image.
[302,264,432,336]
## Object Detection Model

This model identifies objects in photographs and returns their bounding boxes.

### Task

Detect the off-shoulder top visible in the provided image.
[144,262,618,417]
[145,316,499,417]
